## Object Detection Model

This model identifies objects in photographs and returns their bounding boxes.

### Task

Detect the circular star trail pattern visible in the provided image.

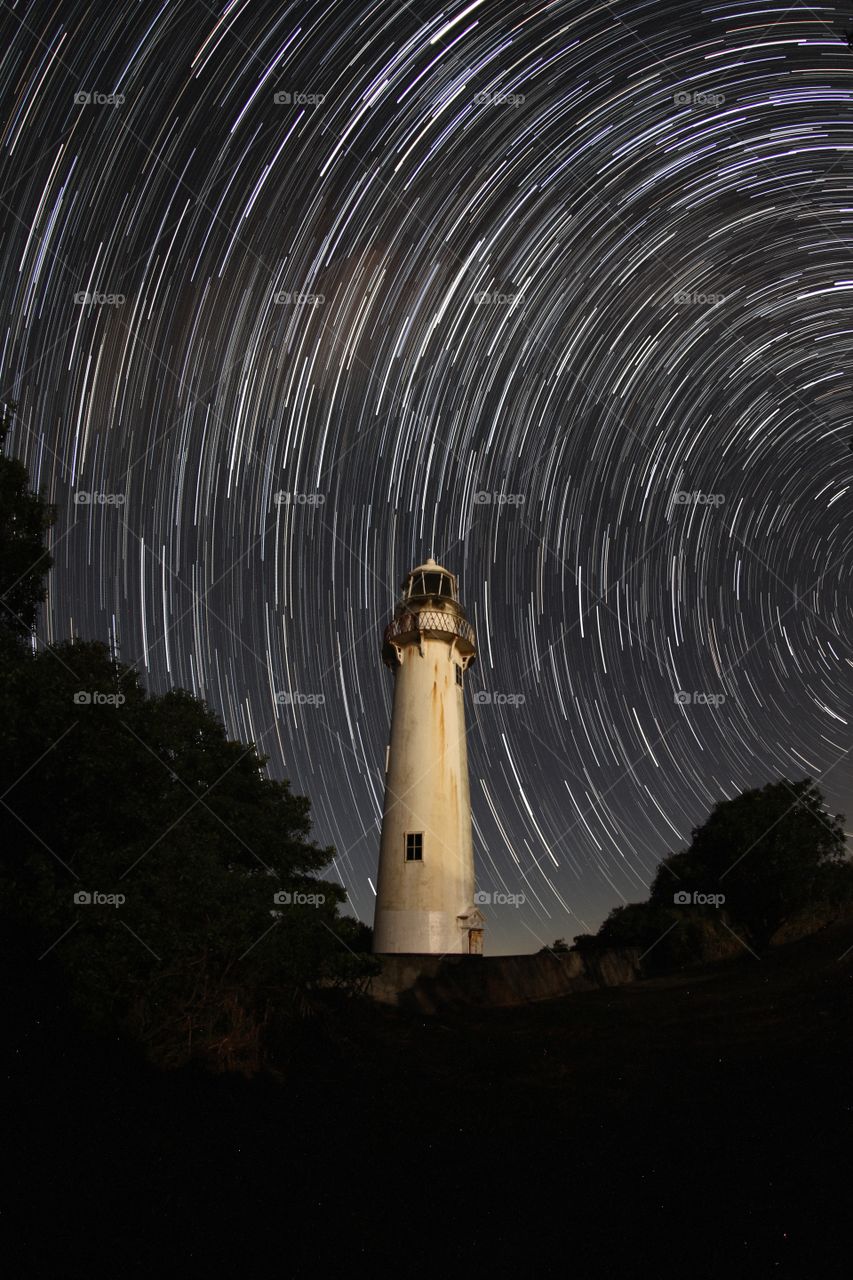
[2,0,853,950]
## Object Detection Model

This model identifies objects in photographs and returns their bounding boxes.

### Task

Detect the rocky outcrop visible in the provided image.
[769,900,853,946]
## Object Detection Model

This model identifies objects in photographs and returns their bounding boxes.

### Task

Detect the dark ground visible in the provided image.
[8,921,853,1277]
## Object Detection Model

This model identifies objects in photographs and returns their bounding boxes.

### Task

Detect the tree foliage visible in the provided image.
[573,778,852,966]
[0,639,376,1070]
[0,426,375,1074]
[649,777,851,947]
[0,403,55,645]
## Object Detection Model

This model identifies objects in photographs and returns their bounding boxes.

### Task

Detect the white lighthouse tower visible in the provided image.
[373,558,485,955]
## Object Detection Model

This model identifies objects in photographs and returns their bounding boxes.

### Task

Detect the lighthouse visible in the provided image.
[373,558,485,955]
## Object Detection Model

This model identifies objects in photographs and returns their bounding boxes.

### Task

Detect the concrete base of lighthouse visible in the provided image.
[372,905,485,955]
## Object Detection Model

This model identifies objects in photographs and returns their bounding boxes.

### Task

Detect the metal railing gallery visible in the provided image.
[383,608,475,648]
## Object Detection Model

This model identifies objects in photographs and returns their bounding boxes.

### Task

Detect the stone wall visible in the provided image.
[368,946,643,1013]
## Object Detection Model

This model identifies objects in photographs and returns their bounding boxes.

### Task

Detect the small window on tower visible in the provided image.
[405,832,423,861]
[455,664,463,687]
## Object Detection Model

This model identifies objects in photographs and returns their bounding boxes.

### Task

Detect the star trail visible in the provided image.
[2,0,853,951]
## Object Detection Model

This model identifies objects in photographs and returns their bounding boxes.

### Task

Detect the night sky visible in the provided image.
[3,0,853,953]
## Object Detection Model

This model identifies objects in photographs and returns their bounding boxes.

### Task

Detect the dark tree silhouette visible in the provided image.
[0,638,376,1070]
[572,778,852,966]
[0,412,374,1073]
[650,777,850,947]
[0,404,55,645]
